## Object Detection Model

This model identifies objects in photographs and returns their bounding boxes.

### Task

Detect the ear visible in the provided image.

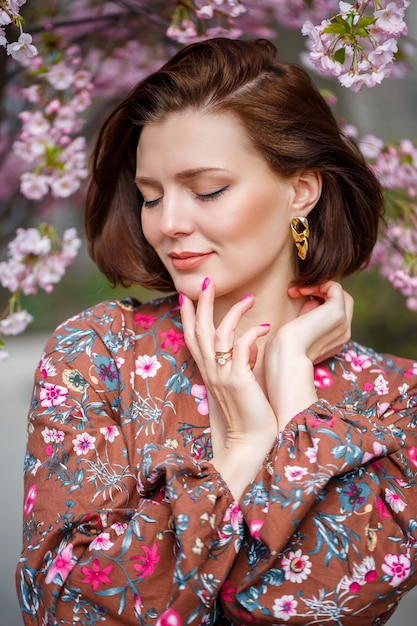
[290,170,322,217]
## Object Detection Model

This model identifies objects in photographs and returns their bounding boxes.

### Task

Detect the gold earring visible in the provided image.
[290,217,309,261]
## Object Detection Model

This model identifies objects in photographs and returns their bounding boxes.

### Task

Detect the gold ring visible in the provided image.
[214,348,233,366]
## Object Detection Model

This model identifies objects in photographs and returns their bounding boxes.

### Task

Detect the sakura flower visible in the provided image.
[0,309,33,335]
[7,33,38,62]
[223,501,243,531]
[46,62,75,90]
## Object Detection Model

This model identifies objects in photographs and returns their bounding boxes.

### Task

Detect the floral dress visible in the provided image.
[16,295,417,626]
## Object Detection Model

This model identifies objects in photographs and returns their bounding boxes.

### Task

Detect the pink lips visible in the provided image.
[169,252,213,271]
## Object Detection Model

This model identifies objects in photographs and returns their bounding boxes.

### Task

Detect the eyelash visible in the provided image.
[142,186,229,209]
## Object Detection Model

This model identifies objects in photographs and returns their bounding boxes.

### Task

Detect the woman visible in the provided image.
[16,38,417,625]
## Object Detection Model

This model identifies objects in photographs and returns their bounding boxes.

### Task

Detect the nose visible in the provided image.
[158,192,194,238]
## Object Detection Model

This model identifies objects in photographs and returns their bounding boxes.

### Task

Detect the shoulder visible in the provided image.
[41,294,181,360]
[317,340,417,415]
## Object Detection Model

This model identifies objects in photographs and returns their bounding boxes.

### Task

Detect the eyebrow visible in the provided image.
[134,167,228,185]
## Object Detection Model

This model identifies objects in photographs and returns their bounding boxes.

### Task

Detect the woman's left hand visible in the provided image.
[264,280,353,430]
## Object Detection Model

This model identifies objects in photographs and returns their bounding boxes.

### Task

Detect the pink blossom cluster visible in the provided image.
[371,221,417,311]
[0,0,38,64]
[354,134,417,311]
[251,0,338,29]
[0,225,81,349]
[12,45,92,201]
[166,0,246,43]
[302,1,410,91]
[0,225,81,296]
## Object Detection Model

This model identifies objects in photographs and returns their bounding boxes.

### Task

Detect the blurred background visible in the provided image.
[1,2,417,624]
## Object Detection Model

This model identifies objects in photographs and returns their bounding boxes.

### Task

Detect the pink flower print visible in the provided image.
[134,593,143,618]
[39,382,69,408]
[249,519,264,540]
[156,608,183,626]
[89,532,114,551]
[45,543,77,584]
[282,549,312,583]
[344,349,372,372]
[81,557,113,591]
[72,432,96,456]
[135,354,162,379]
[363,382,374,392]
[374,373,389,395]
[272,595,298,621]
[111,522,127,536]
[191,384,209,415]
[38,353,56,378]
[220,579,237,603]
[45,444,54,457]
[351,556,377,586]
[284,465,308,481]
[385,488,407,513]
[159,327,186,353]
[100,425,120,442]
[382,553,412,587]
[305,437,319,464]
[24,484,37,516]
[409,447,417,468]
[223,501,243,531]
[313,366,333,388]
[376,496,392,521]
[134,312,157,329]
[132,543,160,577]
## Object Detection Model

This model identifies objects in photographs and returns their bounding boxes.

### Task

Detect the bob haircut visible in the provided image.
[85,37,383,292]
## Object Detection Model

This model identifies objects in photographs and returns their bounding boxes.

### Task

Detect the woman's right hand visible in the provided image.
[179,279,278,499]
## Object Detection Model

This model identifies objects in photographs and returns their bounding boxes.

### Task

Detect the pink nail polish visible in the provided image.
[178,293,184,306]
[202,277,210,291]
[260,323,270,327]
[240,293,253,301]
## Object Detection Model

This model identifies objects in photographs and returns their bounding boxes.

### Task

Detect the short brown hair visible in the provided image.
[85,37,383,291]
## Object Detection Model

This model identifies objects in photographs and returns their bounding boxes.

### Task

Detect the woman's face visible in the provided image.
[136,110,312,301]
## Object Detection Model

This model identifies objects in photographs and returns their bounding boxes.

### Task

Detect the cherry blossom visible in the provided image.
[89,532,115,551]
[0,0,415,360]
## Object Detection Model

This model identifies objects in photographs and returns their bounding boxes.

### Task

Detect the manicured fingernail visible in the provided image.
[202,277,210,291]
[240,293,253,301]
[178,293,184,306]
[260,323,270,327]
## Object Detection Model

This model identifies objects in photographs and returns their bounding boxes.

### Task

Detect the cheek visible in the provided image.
[140,212,158,246]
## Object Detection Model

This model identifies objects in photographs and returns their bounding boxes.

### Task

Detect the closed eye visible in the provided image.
[196,185,230,201]
[142,197,162,209]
